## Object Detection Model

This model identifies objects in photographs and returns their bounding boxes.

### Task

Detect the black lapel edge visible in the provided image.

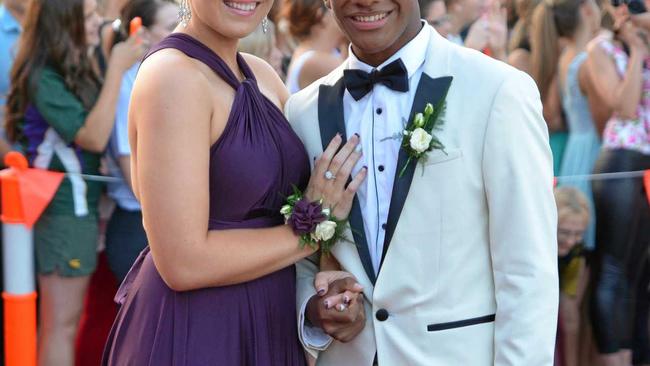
[378,74,454,272]
[318,79,377,285]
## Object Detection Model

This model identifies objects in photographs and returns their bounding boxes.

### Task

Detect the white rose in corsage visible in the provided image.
[312,220,337,241]
[280,204,292,220]
[409,127,433,154]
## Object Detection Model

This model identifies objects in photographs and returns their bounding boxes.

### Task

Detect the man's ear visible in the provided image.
[324,0,332,10]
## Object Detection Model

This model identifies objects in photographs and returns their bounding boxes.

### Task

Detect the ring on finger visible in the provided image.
[336,303,347,312]
[324,170,336,180]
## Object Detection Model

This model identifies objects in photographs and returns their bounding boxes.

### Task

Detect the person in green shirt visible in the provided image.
[4,0,145,364]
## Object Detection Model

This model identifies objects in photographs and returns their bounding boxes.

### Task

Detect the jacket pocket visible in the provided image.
[423,148,462,166]
[427,314,496,332]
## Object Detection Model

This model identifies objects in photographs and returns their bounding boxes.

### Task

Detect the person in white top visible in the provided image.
[283,0,347,94]
[285,0,559,363]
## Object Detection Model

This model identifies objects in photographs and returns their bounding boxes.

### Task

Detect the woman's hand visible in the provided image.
[109,30,149,73]
[618,20,650,57]
[304,134,367,220]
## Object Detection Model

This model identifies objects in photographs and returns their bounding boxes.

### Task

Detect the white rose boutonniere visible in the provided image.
[381,80,452,177]
[409,127,433,154]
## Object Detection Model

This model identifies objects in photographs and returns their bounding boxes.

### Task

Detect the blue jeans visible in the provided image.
[105,207,147,284]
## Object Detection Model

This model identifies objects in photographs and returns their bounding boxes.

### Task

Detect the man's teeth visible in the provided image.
[353,13,388,22]
[225,1,257,11]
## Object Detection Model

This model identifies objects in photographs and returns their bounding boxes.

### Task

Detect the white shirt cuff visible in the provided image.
[299,296,333,351]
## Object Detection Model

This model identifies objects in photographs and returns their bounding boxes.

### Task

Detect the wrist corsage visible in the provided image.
[281,187,347,255]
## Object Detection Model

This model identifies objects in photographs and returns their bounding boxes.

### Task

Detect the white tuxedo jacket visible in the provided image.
[285,26,559,366]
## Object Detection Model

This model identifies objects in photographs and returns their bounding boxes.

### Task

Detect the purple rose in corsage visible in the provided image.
[281,186,348,255]
[287,199,327,236]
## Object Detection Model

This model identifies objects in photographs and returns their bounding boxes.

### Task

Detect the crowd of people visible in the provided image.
[0,0,648,364]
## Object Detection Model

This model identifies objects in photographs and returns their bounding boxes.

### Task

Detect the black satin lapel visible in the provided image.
[378,74,453,271]
[318,79,377,284]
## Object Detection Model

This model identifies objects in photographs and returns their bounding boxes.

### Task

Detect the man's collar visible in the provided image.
[347,21,431,79]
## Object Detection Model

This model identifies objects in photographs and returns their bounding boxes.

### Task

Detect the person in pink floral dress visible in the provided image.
[586,3,650,365]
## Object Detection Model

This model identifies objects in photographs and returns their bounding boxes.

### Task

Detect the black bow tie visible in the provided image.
[343,59,409,101]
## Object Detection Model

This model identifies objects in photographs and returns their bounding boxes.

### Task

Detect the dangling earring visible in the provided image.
[179,0,191,27]
[262,17,269,34]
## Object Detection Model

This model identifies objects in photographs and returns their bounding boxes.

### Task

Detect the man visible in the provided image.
[285,0,558,364]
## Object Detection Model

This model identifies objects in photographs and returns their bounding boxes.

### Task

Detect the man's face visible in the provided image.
[327,0,422,61]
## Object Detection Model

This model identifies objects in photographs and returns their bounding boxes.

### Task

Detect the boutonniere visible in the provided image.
[395,96,448,177]
[399,101,446,177]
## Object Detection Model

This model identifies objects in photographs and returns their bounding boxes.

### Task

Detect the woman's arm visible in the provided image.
[74,35,146,152]
[131,51,364,292]
[585,27,648,120]
[578,60,611,135]
[508,49,531,74]
[543,75,565,132]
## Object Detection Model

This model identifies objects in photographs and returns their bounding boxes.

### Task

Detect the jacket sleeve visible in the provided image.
[482,70,559,365]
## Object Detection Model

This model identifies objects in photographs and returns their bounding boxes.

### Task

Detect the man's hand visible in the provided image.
[306,276,366,343]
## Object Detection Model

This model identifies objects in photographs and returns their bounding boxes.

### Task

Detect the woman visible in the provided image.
[586,2,650,365]
[508,0,541,71]
[105,0,178,284]
[529,1,570,177]
[4,0,144,364]
[532,0,602,250]
[101,0,366,363]
[283,0,347,93]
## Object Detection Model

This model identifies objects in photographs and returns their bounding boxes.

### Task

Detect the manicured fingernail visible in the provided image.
[324,300,331,308]
[363,166,368,170]
[344,295,350,304]
[317,288,326,296]
[354,133,360,138]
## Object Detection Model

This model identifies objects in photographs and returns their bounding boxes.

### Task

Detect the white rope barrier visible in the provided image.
[556,170,647,182]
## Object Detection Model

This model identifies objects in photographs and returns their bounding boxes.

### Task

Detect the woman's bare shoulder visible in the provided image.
[131,48,214,133]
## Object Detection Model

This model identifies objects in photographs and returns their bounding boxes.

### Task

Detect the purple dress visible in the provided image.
[102,33,310,365]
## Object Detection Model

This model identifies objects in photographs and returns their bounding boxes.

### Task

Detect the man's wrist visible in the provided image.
[305,294,322,329]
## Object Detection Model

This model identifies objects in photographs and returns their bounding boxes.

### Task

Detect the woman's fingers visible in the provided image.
[306,134,343,200]
[323,290,363,311]
[333,150,363,192]
[314,270,355,296]
[328,134,360,179]
[314,134,343,178]
[332,166,367,220]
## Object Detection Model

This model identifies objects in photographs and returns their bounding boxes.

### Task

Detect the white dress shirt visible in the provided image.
[302,23,432,348]
[345,24,431,275]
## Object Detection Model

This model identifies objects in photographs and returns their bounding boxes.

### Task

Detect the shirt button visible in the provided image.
[382,223,387,230]
[376,309,389,321]
[378,165,385,172]
[376,108,383,115]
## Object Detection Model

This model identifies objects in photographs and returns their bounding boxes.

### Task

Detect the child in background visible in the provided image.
[555,186,590,366]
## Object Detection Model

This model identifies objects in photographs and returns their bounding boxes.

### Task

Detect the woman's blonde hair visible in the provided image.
[238,20,276,59]
[554,186,590,223]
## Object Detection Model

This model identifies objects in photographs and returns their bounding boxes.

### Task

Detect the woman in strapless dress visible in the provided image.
[101,0,367,364]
